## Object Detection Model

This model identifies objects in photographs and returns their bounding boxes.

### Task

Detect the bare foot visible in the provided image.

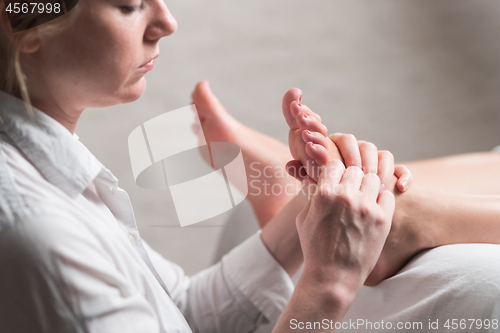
[283,100,342,182]
[282,98,418,286]
[191,80,301,227]
[284,99,411,192]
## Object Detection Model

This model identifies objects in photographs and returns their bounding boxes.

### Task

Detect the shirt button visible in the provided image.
[128,234,136,246]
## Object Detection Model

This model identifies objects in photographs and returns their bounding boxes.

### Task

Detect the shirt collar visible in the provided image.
[0,90,105,198]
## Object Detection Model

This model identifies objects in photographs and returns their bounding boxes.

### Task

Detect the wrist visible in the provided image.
[299,264,360,308]
[260,192,307,277]
[276,264,358,329]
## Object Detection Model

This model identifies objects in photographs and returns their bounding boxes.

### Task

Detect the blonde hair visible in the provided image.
[0,1,80,115]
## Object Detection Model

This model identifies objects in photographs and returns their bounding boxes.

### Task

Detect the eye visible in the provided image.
[120,6,138,14]
[119,1,145,14]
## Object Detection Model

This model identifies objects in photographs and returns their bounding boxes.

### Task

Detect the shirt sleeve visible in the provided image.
[0,212,162,333]
[143,230,295,333]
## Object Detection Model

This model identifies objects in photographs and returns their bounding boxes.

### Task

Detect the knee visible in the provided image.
[409,244,500,314]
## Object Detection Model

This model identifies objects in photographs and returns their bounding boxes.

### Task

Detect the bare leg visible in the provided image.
[192,81,500,227]
[404,152,500,195]
[191,81,300,227]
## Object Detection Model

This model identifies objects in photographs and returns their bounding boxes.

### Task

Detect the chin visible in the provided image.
[120,78,147,103]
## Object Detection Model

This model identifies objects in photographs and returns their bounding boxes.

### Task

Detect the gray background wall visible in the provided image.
[77,0,500,276]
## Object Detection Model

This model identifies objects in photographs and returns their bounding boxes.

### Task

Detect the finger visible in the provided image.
[286,160,307,180]
[317,159,345,190]
[282,88,303,129]
[394,164,413,192]
[340,166,364,192]
[329,133,362,168]
[296,111,328,136]
[358,141,378,175]
[361,173,381,202]
[377,190,396,219]
[377,150,395,191]
[296,194,313,227]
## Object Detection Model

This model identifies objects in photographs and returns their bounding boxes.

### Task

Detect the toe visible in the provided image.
[282,88,303,129]
[302,130,331,148]
[286,160,307,180]
[192,80,225,119]
[292,103,321,123]
[192,80,209,102]
[296,112,328,136]
[305,142,330,165]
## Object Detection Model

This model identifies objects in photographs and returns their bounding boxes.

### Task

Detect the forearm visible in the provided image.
[260,190,307,278]
[272,271,354,333]
[271,162,394,332]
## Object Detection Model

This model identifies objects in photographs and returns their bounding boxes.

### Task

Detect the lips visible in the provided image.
[140,59,154,68]
[139,54,159,68]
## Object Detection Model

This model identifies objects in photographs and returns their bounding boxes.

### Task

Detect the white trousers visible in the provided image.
[341,244,500,333]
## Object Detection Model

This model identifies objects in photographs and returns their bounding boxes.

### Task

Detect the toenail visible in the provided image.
[303,114,308,118]
[306,130,311,135]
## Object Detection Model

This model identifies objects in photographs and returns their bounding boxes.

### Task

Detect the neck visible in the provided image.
[30,94,83,134]
[23,74,83,135]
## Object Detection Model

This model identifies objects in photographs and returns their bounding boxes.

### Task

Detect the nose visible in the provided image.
[144,0,178,42]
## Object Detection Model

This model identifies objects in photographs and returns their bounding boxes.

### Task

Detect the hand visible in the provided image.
[287,132,413,194]
[328,133,412,193]
[303,133,420,286]
[296,160,395,295]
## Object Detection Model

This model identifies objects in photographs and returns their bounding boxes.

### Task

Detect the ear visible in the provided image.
[19,31,41,53]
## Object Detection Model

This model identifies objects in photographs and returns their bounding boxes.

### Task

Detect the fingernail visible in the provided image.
[379,183,386,193]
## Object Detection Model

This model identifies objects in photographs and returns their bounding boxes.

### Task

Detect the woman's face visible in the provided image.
[29,0,177,110]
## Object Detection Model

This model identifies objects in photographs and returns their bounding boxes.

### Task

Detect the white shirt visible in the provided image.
[0,90,294,333]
